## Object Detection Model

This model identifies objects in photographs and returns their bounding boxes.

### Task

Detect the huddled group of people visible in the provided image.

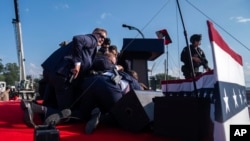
[20,27,145,134]
[20,27,211,134]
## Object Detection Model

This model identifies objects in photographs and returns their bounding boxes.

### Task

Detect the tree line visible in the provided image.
[0,60,40,92]
[149,73,179,90]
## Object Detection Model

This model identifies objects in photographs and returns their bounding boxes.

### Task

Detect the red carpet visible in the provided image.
[0,101,180,141]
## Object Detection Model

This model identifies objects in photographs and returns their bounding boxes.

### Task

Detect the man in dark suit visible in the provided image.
[21,28,108,127]
[76,52,142,134]
[41,28,107,110]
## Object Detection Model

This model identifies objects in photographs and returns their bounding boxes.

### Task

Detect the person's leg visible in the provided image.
[20,100,47,127]
[53,74,73,110]
[182,65,191,79]
[38,78,46,100]
[85,108,101,134]
[42,70,58,108]
[94,76,123,113]
[42,84,57,108]
[21,100,71,127]
[84,76,123,134]
[44,108,71,125]
[76,76,102,134]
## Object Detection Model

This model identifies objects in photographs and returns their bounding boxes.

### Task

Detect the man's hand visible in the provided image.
[116,65,124,71]
[192,56,202,63]
[205,67,211,72]
[71,65,80,78]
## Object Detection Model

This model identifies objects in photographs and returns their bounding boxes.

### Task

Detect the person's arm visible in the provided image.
[71,34,97,78]
[181,47,191,64]
[199,49,210,71]
[71,35,86,78]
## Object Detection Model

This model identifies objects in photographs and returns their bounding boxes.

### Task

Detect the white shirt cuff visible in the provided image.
[75,62,81,66]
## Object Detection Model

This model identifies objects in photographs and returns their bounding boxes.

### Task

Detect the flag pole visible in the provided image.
[176,0,198,95]
[164,44,169,80]
[155,29,172,82]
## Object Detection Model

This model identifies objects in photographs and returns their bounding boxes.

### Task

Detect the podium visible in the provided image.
[119,38,164,87]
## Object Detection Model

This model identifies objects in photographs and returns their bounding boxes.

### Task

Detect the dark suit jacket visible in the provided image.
[41,34,98,77]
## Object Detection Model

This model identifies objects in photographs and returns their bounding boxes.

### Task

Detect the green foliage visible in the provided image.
[155,73,179,81]
[33,77,41,92]
[0,62,41,92]
[0,63,19,85]
[149,73,180,89]
[0,59,4,73]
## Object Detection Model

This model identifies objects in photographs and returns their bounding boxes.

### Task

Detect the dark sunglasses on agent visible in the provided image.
[97,33,106,39]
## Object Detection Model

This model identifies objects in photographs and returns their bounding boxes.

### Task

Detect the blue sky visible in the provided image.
[0,0,250,86]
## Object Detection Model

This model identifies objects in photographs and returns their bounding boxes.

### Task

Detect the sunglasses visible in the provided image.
[97,33,106,39]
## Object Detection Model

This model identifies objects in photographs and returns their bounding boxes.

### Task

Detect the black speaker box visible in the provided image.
[153,96,211,141]
[110,89,163,132]
[34,125,60,141]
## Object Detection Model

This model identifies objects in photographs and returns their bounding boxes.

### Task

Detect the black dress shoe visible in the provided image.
[44,109,71,126]
[20,100,36,128]
[85,108,101,134]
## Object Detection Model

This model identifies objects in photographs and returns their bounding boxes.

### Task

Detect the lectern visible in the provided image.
[119,38,164,87]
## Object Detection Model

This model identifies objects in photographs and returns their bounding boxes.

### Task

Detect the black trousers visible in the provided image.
[77,75,123,120]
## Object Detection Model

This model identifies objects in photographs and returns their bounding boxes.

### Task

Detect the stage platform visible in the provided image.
[0,101,180,141]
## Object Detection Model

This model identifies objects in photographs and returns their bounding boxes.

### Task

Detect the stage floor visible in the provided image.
[0,101,180,141]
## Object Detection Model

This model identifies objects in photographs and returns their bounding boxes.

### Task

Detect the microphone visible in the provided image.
[122,24,145,38]
[122,24,133,30]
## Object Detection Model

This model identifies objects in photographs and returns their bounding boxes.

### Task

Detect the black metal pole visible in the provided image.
[13,0,19,22]
[130,26,144,38]
[135,27,145,38]
[176,0,197,95]
[123,24,144,38]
